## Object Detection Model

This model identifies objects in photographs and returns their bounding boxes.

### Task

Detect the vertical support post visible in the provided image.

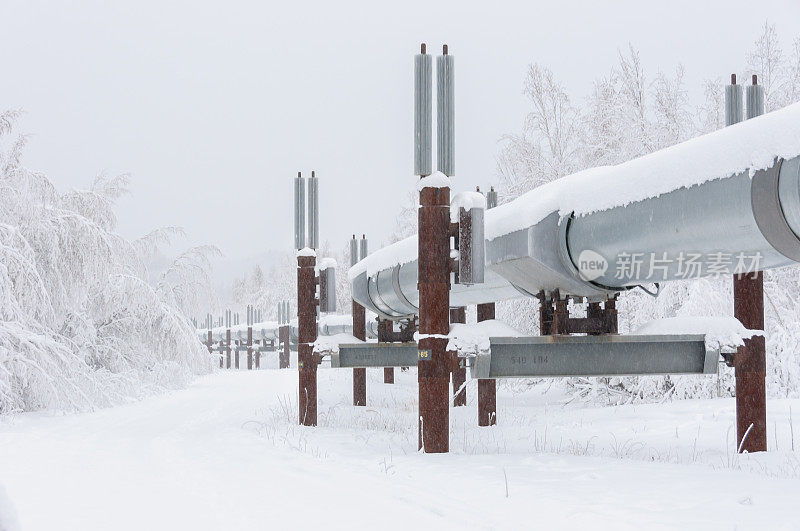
[235,340,240,369]
[416,43,451,453]
[297,253,318,426]
[378,319,395,383]
[247,305,253,370]
[733,74,767,453]
[537,291,554,335]
[449,307,467,406]
[474,184,497,424]
[353,300,367,406]
[476,302,496,426]
[552,293,569,335]
[418,182,450,452]
[351,235,367,406]
[226,328,231,370]
[247,331,253,370]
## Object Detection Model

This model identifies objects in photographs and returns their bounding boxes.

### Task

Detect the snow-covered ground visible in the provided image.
[2,356,800,530]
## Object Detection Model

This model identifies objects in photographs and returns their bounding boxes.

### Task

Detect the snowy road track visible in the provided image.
[1,367,799,530]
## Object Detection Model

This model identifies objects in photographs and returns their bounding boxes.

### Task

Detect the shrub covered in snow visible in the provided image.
[0,111,214,414]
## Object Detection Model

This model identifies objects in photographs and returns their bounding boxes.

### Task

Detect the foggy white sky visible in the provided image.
[2,0,799,271]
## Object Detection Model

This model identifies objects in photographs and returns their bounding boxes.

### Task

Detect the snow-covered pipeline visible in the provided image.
[349,102,800,320]
[198,314,378,343]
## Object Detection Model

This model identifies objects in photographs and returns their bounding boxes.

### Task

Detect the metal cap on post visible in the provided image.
[414,43,433,176]
[437,44,455,176]
[294,172,306,250]
[359,234,368,262]
[725,74,744,127]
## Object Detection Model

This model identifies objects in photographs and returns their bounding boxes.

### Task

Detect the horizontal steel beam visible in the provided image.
[331,343,419,368]
[470,334,717,379]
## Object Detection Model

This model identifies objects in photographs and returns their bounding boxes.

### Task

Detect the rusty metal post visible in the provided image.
[450,307,467,406]
[377,319,395,383]
[734,273,766,452]
[226,328,231,369]
[476,302,497,426]
[417,183,451,453]
[731,74,767,453]
[537,291,554,335]
[297,253,318,426]
[353,300,367,406]
[416,43,452,453]
[553,294,569,335]
[351,235,367,405]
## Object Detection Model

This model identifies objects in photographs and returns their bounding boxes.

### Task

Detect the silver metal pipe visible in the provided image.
[725,75,743,126]
[565,155,800,288]
[351,119,800,318]
[294,173,306,250]
[747,78,765,120]
[308,172,319,249]
[350,236,359,267]
[486,187,498,209]
[436,46,455,177]
[414,44,432,176]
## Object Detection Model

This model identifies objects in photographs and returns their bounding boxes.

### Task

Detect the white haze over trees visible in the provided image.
[0,113,216,414]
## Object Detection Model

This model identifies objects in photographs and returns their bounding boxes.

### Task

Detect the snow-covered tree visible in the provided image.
[0,112,214,414]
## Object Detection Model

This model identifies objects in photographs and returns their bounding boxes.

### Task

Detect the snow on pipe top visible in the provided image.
[350,101,800,319]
